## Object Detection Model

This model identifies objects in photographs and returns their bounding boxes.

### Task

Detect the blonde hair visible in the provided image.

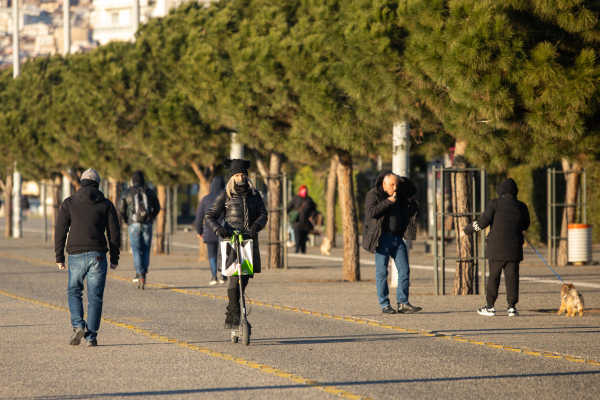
[226,175,255,198]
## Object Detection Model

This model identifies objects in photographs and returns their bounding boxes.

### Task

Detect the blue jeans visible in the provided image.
[206,242,219,277]
[129,223,153,274]
[375,233,410,308]
[68,251,108,341]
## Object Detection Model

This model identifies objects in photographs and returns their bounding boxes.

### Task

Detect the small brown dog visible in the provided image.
[558,283,585,317]
[320,237,332,256]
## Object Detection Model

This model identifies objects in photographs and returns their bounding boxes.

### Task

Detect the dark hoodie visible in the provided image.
[464,178,531,261]
[196,177,225,243]
[55,179,121,264]
[362,171,418,253]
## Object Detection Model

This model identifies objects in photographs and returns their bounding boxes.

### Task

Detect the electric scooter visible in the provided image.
[230,231,251,346]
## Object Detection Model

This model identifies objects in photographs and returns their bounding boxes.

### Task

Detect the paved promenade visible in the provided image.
[1,217,599,399]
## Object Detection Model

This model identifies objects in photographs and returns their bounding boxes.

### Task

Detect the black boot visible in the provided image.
[225,289,239,329]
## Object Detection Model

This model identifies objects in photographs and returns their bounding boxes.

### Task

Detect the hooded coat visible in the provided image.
[464,178,531,261]
[362,171,418,253]
[196,177,225,244]
[55,179,121,264]
[287,193,316,232]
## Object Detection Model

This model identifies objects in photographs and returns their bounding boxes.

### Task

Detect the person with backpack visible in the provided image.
[204,158,268,330]
[363,171,421,314]
[460,178,530,317]
[195,176,227,285]
[119,170,161,287]
[286,185,316,254]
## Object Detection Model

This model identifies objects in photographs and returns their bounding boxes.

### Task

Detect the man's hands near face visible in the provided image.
[57,263,65,269]
[387,196,396,203]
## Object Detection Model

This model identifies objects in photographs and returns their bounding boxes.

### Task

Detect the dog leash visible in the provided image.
[524,237,565,284]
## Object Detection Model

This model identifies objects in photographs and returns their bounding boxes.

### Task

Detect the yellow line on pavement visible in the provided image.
[0,289,372,400]
[2,252,600,368]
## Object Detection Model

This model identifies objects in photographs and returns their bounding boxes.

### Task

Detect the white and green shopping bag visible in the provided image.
[220,234,254,277]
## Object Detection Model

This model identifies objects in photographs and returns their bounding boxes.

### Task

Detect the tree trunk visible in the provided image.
[155,185,167,255]
[326,156,338,247]
[557,159,583,266]
[61,170,81,191]
[336,153,360,282]
[4,173,12,238]
[268,152,282,269]
[451,140,475,295]
[191,162,214,262]
[52,175,62,238]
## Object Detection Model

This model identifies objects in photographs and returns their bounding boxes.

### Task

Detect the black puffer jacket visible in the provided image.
[363,171,418,253]
[204,183,268,273]
[464,178,530,261]
[119,184,161,225]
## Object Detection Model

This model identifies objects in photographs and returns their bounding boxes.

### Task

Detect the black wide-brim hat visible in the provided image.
[223,158,252,180]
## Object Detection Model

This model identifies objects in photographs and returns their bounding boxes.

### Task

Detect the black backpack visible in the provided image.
[131,187,151,223]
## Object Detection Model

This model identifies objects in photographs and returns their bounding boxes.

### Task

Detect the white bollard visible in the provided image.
[567,224,592,264]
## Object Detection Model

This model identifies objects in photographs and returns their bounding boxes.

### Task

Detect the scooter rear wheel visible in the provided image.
[242,323,250,346]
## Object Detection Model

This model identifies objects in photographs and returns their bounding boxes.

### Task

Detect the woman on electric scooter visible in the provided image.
[204,158,268,330]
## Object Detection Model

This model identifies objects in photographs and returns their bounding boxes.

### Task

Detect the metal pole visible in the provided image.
[547,168,552,266]
[42,182,48,243]
[172,185,178,236]
[583,169,587,224]
[12,0,19,78]
[440,166,445,295]
[552,168,557,265]
[12,163,22,239]
[480,170,487,295]
[283,173,288,269]
[472,171,478,295]
[63,0,70,56]
[432,166,438,296]
[166,186,171,255]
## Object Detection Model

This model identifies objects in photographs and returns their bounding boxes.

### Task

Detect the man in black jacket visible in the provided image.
[363,171,421,314]
[461,178,530,317]
[119,170,161,288]
[55,169,120,347]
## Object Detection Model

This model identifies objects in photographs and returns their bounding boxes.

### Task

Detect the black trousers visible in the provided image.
[294,229,309,254]
[487,260,520,308]
[228,274,250,292]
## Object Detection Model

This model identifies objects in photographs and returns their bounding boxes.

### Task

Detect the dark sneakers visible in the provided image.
[382,306,397,314]
[86,339,97,347]
[70,327,86,346]
[224,313,234,330]
[397,302,422,314]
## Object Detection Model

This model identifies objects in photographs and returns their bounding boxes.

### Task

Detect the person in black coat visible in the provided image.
[363,171,421,314]
[286,185,316,254]
[461,178,530,317]
[196,176,226,285]
[204,158,268,329]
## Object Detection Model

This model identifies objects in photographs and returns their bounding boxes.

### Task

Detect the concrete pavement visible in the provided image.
[1,217,599,399]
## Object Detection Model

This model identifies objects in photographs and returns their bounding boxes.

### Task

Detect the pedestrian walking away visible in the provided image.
[54,168,121,347]
[119,170,161,289]
[461,178,530,317]
[196,176,227,285]
[205,158,268,330]
[363,171,421,314]
[286,185,316,254]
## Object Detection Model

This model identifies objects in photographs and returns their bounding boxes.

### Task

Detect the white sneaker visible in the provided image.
[286,241,296,248]
[508,308,519,317]
[209,277,218,285]
[477,306,496,316]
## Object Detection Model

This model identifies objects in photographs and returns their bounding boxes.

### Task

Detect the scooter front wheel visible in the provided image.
[242,323,250,346]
